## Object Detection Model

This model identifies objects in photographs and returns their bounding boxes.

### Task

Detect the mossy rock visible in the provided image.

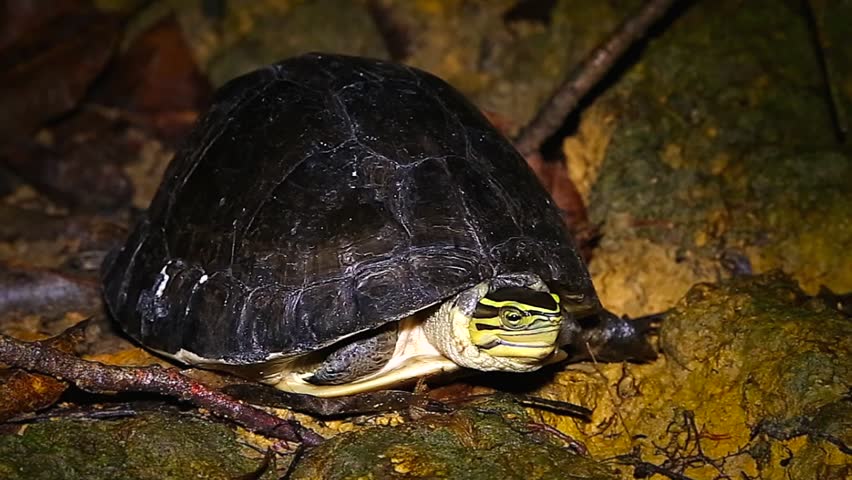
[292,397,617,480]
[0,412,272,480]
[582,0,852,316]
[534,274,851,479]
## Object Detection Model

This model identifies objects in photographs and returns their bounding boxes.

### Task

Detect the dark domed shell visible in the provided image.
[102,53,597,364]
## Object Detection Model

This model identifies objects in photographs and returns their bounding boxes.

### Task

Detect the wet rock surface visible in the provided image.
[533,274,851,479]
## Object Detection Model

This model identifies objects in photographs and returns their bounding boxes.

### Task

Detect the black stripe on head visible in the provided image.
[473,323,503,331]
[485,287,558,310]
[473,303,500,319]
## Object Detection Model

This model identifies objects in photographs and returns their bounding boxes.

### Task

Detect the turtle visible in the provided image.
[102,53,655,397]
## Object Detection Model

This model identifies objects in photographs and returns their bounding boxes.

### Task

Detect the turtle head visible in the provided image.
[468,287,563,362]
[423,277,572,373]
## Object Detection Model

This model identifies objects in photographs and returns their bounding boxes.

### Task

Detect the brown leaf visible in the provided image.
[0,369,67,422]
[483,109,597,258]
[0,318,94,422]
[424,382,495,402]
[366,0,414,61]
[0,318,107,422]
[84,347,170,368]
[481,109,586,221]
[525,152,587,224]
[524,152,597,260]
[0,0,84,51]
[481,109,520,139]
[0,206,125,260]
[3,109,136,210]
[0,9,120,140]
[96,14,212,141]
[5,143,134,211]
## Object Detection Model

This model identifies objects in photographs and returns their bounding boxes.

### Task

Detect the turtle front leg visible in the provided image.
[307,324,399,385]
[564,310,662,362]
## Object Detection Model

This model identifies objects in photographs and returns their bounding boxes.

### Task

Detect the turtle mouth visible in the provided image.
[477,326,561,360]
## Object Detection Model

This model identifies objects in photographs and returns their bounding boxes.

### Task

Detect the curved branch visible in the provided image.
[0,333,323,446]
[514,0,678,157]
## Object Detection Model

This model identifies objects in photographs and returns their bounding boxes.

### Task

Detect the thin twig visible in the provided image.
[615,448,698,480]
[0,334,323,446]
[804,0,847,143]
[514,394,592,420]
[585,341,632,438]
[514,0,678,156]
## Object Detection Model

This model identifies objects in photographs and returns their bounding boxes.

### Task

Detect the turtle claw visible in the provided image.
[626,311,665,337]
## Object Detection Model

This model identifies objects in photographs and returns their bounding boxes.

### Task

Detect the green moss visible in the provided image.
[589,0,852,292]
[535,274,850,479]
[293,398,617,480]
[661,274,851,474]
[0,413,271,480]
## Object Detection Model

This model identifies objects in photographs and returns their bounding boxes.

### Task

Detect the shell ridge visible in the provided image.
[228,85,325,263]
[109,219,151,309]
[233,82,350,264]
[388,170,413,241]
[434,135,489,268]
[329,88,359,146]
[237,151,315,243]
[473,140,526,235]
[417,76,492,266]
[181,266,208,324]
[160,75,278,227]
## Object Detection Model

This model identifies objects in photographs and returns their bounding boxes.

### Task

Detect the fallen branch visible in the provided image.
[514,0,678,157]
[0,333,323,446]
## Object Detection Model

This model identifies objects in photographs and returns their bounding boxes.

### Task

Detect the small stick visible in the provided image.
[585,341,632,438]
[514,0,678,157]
[804,0,847,142]
[0,334,323,446]
[514,395,592,420]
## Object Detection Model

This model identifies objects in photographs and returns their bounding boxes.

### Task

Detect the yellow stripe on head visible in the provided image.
[468,287,563,361]
[478,295,561,314]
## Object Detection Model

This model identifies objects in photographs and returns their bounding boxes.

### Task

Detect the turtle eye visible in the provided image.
[499,307,525,328]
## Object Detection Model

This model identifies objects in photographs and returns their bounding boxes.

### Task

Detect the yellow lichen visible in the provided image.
[385,444,443,478]
[661,143,686,169]
[562,104,617,202]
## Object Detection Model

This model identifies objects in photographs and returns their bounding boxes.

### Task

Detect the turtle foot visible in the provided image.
[564,309,662,362]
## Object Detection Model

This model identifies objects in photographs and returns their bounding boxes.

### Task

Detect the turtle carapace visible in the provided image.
[102,53,654,397]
